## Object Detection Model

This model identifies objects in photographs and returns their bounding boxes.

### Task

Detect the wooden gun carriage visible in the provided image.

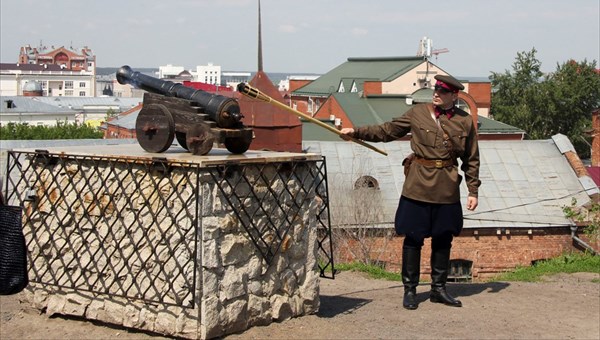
[116,65,253,155]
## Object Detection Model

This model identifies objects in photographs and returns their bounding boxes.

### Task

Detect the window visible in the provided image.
[354,176,379,190]
[65,81,73,89]
[79,91,86,96]
[448,259,473,282]
[79,82,86,88]
[65,90,73,96]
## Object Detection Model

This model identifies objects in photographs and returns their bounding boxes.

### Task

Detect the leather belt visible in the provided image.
[413,156,455,169]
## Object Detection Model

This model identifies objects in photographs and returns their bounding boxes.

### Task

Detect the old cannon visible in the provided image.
[116,65,253,155]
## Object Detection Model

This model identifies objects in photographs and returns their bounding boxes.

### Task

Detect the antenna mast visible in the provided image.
[416,36,449,61]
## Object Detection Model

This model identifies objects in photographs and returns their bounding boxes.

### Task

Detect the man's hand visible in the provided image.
[339,128,354,141]
[466,196,478,211]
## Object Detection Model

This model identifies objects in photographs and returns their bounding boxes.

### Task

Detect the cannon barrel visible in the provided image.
[116,65,242,128]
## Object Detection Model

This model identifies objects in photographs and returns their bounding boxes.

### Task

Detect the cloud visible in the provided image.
[125,17,153,27]
[351,28,368,37]
[279,24,298,33]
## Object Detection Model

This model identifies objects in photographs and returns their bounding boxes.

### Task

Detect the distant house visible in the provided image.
[0,63,96,97]
[290,56,518,141]
[19,44,95,72]
[0,44,97,97]
[299,91,524,142]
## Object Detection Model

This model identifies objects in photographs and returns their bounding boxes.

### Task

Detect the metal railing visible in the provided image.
[4,150,334,308]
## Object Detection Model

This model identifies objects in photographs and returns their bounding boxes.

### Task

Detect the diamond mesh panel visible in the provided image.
[6,151,199,307]
[4,150,335,307]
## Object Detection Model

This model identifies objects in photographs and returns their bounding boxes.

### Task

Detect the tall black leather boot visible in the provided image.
[430,247,462,307]
[402,246,421,310]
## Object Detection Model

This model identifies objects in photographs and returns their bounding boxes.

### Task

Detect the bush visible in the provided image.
[0,121,103,140]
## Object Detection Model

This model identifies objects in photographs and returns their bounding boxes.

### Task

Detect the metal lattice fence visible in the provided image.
[4,150,334,308]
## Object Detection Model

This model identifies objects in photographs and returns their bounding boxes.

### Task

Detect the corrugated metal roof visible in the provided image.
[106,108,140,130]
[0,96,75,114]
[303,138,591,229]
[33,96,141,111]
[0,96,141,114]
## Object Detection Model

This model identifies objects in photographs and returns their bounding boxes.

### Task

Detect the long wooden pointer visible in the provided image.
[237,83,388,156]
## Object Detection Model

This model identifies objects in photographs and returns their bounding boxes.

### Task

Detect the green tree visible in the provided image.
[105,108,117,121]
[490,48,600,158]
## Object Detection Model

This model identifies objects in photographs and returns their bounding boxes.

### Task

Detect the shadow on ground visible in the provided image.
[317,281,510,317]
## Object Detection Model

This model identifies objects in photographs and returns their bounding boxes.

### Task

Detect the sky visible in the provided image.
[1,0,598,77]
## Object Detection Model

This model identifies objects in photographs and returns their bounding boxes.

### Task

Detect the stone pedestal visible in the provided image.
[8,145,325,339]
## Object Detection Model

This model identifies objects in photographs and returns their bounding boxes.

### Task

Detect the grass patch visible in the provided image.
[334,262,402,281]
[491,252,600,282]
[324,252,599,283]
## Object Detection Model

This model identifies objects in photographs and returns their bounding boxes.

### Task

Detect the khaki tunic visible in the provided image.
[352,103,481,204]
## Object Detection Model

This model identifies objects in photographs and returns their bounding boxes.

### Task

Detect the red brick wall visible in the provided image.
[363,81,382,96]
[467,82,491,110]
[104,125,135,139]
[334,227,593,281]
[313,97,353,129]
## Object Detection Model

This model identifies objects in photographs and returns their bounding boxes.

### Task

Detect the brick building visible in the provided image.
[19,44,95,72]
[305,133,599,281]
[0,44,97,97]
[290,56,521,142]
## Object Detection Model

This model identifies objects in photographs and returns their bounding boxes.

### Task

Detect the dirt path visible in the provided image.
[1,271,599,339]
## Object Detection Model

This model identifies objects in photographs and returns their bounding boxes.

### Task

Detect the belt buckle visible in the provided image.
[435,160,443,168]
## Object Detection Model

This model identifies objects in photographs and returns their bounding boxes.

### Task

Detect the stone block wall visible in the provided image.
[15,156,322,339]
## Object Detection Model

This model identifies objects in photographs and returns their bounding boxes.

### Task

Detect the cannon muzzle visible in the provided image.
[117,65,242,128]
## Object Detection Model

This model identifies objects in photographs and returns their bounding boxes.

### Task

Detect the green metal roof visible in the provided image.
[302,120,341,141]
[412,88,434,103]
[293,56,424,97]
[302,93,524,141]
[477,116,525,133]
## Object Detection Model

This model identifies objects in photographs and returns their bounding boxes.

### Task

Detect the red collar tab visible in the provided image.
[435,105,455,119]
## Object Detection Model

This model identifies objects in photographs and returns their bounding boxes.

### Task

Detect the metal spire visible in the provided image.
[258,0,263,72]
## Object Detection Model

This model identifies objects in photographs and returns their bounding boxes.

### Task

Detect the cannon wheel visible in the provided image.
[135,104,175,153]
[176,132,189,150]
[186,123,215,155]
[224,135,253,154]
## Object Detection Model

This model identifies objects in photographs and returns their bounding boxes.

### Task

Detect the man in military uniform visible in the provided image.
[340,74,481,310]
